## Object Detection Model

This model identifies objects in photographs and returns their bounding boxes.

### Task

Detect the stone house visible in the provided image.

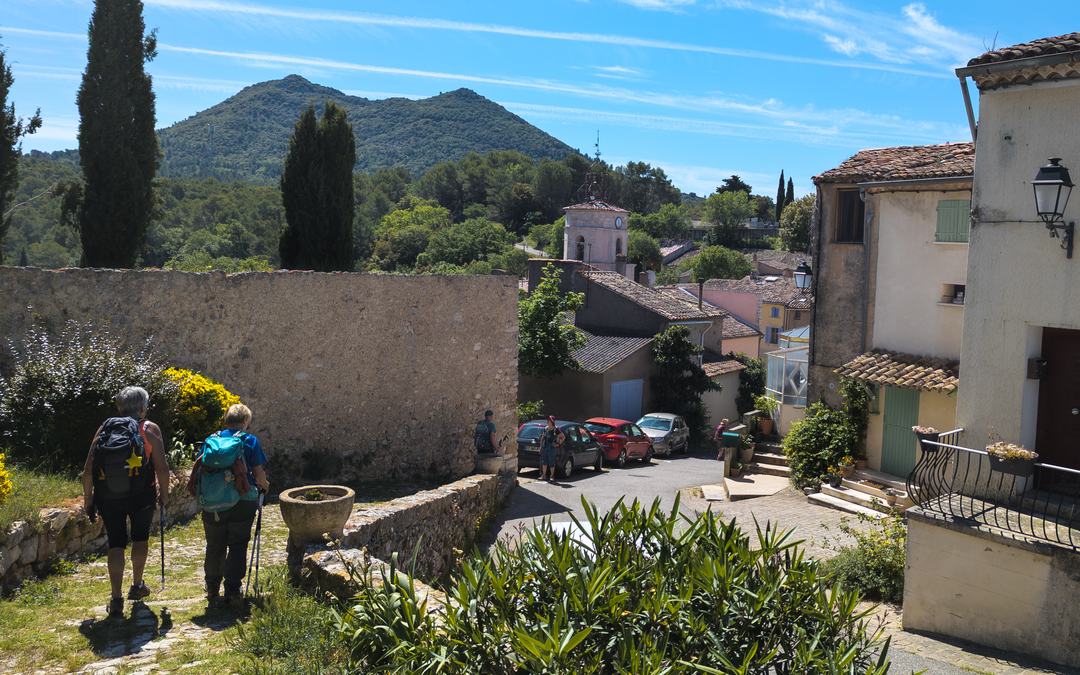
[899,32,1080,669]
[679,275,812,353]
[808,143,974,477]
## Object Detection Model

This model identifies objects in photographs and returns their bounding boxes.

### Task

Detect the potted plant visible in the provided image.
[754,395,779,437]
[729,458,744,478]
[985,442,1039,477]
[738,434,755,464]
[279,484,356,545]
[884,488,899,508]
[824,466,843,488]
[912,425,940,453]
[854,455,868,470]
[839,455,856,478]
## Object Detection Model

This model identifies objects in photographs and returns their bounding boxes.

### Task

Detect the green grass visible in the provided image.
[0,465,83,532]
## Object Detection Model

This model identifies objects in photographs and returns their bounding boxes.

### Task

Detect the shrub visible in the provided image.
[0,452,12,505]
[334,497,890,673]
[729,352,765,415]
[0,321,179,472]
[824,514,907,604]
[754,393,779,418]
[783,402,860,488]
[516,400,543,424]
[0,463,84,532]
[840,377,872,452]
[164,367,241,444]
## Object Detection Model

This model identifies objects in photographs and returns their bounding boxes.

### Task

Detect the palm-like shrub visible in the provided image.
[0,322,178,472]
[334,497,890,673]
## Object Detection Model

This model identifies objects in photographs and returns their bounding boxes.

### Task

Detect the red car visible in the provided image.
[583,417,654,468]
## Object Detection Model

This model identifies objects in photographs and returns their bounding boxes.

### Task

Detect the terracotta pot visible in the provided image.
[758,418,775,436]
[279,484,356,545]
[855,459,868,470]
[840,464,855,478]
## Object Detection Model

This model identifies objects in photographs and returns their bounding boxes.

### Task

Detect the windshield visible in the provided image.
[518,424,545,440]
[583,422,616,435]
[637,417,672,431]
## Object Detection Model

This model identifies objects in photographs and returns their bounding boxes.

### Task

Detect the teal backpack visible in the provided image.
[196,432,254,514]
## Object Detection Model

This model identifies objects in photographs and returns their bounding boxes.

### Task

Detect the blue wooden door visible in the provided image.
[610,379,644,421]
[881,386,920,477]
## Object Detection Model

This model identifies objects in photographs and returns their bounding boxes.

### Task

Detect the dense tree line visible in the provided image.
[0,45,42,264]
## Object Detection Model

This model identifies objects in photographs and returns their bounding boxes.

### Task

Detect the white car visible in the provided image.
[635,413,690,457]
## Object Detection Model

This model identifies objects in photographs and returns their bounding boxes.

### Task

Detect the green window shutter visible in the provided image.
[936,199,970,242]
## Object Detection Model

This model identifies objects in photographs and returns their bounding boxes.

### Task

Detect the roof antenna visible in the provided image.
[594,130,601,163]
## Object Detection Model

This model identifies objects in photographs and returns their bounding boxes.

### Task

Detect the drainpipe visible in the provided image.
[860,190,872,354]
[958,76,978,142]
[808,188,824,374]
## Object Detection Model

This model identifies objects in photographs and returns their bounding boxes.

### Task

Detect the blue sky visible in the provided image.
[2,1,1076,196]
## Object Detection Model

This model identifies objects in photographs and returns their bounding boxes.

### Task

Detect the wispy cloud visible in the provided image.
[616,0,695,12]
[719,1,983,68]
[138,0,948,78]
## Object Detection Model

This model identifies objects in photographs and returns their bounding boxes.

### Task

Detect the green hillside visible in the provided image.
[158,75,577,182]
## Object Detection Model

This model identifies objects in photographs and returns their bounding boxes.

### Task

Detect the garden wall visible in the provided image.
[1,471,195,590]
[0,267,519,487]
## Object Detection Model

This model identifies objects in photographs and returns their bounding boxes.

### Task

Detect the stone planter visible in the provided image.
[988,456,1035,478]
[916,431,941,454]
[279,485,355,545]
[738,446,755,464]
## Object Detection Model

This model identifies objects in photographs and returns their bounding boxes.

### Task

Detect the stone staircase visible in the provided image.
[746,442,791,478]
[807,468,912,518]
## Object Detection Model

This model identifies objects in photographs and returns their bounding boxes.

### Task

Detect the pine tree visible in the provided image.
[785,177,795,212]
[774,170,785,223]
[0,47,42,265]
[279,101,356,271]
[70,0,159,268]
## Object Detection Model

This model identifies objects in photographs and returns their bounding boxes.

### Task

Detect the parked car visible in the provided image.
[516,419,604,478]
[582,417,654,467]
[635,413,689,457]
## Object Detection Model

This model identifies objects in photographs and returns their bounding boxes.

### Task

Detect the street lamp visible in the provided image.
[793,262,812,290]
[1032,157,1074,258]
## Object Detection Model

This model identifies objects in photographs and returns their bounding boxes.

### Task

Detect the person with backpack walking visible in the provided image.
[474,409,499,455]
[81,386,171,619]
[189,403,269,610]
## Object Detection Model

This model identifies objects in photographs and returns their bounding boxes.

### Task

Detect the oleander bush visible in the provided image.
[164,367,241,444]
[0,321,179,472]
[332,497,891,673]
[824,514,907,604]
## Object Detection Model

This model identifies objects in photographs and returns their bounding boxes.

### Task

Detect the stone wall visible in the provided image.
[0,268,519,487]
[1,471,196,590]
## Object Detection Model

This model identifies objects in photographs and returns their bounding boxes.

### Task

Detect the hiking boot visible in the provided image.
[223,591,245,612]
[127,582,151,602]
[107,597,124,619]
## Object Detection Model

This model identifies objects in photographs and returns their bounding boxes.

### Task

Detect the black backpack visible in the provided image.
[474,420,494,452]
[93,416,152,500]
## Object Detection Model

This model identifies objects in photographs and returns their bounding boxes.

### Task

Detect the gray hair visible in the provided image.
[115,386,150,417]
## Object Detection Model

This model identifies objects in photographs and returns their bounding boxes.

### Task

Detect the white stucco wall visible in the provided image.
[702,371,741,427]
[958,78,1080,448]
[563,207,629,266]
[869,187,969,360]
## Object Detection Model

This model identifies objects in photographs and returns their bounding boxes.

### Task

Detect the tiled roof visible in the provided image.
[653,286,760,337]
[573,330,653,373]
[652,285,728,319]
[750,250,810,270]
[701,276,814,309]
[722,315,760,339]
[562,199,629,212]
[582,271,718,321]
[703,360,747,378]
[968,32,1080,66]
[835,350,959,394]
[814,143,974,184]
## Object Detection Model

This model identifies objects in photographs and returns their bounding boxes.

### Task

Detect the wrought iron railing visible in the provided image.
[907,429,1080,550]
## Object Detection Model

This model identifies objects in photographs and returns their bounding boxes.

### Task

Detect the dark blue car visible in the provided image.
[516,419,604,478]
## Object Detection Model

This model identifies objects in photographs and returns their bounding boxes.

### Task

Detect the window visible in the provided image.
[615,238,623,258]
[868,383,881,414]
[770,306,780,318]
[941,283,966,305]
[575,236,586,261]
[936,199,971,242]
[794,310,802,320]
[765,327,780,343]
[834,189,865,243]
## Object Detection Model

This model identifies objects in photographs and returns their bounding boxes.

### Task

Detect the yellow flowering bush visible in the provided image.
[163,368,241,444]
[0,453,13,505]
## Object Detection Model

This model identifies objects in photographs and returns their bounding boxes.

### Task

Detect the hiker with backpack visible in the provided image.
[188,403,269,610]
[474,409,499,455]
[81,386,171,619]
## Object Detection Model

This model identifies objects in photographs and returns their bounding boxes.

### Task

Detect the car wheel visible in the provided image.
[560,455,574,479]
[616,449,627,468]
[593,452,603,471]
[642,447,654,464]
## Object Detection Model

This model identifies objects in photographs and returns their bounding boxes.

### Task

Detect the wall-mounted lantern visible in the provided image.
[1032,157,1074,258]
[794,262,813,290]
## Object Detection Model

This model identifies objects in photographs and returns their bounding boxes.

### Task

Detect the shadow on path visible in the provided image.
[78,602,169,658]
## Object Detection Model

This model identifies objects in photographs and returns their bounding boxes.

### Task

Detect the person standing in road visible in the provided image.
[539,416,565,482]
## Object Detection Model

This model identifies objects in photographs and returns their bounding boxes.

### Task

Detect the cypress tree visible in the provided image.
[785,177,795,211]
[279,101,355,271]
[774,170,785,223]
[72,0,158,268]
[18,247,28,267]
[0,46,42,265]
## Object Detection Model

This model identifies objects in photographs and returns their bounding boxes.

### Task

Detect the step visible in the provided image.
[821,485,904,515]
[851,469,908,492]
[752,451,789,467]
[807,492,885,519]
[841,478,913,508]
[745,462,790,478]
[755,441,784,454]
[701,483,729,502]
[723,473,790,501]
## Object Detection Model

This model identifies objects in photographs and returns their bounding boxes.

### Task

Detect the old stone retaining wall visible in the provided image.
[1,471,195,590]
[0,268,519,487]
[298,462,516,597]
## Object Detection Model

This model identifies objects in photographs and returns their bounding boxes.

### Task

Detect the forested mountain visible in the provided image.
[157,75,576,182]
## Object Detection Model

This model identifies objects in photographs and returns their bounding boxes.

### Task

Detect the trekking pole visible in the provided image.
[159,499,166,592]
[245,491,265,598]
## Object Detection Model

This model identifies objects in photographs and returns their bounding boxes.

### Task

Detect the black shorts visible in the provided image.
[98,495,155,549]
